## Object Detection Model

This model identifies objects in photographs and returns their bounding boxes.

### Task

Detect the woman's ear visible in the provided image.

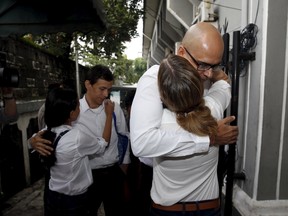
[70,110,75,119]
[69,109,77,122]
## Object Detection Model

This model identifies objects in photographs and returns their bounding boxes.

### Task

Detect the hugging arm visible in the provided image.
[28,130,53,156]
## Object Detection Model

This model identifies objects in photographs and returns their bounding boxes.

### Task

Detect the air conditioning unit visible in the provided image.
[192,1,217,25]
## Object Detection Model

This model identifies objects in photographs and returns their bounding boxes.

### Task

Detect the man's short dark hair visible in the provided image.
[85,65,114,85]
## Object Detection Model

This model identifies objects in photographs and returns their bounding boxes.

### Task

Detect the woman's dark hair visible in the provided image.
[85,64,114,85]
[44,87,78,129]
[61,78,76,91]
[158,54,218,137]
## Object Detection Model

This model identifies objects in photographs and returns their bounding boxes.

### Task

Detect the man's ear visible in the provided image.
[84,80,90,90]
[177,46,185,57]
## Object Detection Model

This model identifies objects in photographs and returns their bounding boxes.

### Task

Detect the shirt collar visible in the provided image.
[80,95,104,113]
[80,95,90,112]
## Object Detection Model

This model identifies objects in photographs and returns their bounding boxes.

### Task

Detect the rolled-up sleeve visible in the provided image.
[205,80,231,120]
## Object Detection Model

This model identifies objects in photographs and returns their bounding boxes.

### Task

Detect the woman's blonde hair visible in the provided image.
[158,55,218,137]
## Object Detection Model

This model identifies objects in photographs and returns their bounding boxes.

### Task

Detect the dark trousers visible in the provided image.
[122,158,153,216]
[129,162,153,216]
[44,189,89,216]
[87,164,125,216]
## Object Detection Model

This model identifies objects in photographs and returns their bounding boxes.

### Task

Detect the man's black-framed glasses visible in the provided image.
[183,47,225,72]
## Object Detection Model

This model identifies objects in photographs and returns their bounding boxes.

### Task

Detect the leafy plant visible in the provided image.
[22,0,144,60]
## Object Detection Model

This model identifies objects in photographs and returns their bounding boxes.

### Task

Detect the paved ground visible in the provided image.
[2,178,45,216]
[1,177,235,216]
[1,178,105,216]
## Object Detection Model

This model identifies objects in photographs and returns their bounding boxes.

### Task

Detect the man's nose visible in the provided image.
[103,90,110,98]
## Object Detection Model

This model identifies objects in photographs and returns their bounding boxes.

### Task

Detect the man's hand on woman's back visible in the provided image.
[29,130,54,156]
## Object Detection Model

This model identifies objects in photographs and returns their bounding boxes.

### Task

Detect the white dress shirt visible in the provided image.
[49,124,108,195]
[74,95,130,169]
[151,80,231,205]
[130,65,210,161]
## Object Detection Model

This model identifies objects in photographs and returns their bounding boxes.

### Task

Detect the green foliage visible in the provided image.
[22,33,73,58]
[74,0,144,60]
[129,57,147,82]
[82,54,146,84]
[21,0,143,58]
[100,0,143,56]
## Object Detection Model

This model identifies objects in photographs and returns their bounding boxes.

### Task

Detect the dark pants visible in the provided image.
[129,162,153,216]
[150,207,221,216]
[43,169,50,208]
[87,164,126,216]
[44,189,89,216]
[122,158,153,216]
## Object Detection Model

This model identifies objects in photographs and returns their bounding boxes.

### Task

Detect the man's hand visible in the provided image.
[30,131,54,156]
[104,99,115,116]
[214,116,238,145]
[211,70,230,83]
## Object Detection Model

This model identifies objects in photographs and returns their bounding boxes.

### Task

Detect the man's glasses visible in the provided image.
[183,47,225,72]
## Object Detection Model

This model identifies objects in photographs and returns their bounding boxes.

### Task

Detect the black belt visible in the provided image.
[152,198,220,212]
[92,163,118,174]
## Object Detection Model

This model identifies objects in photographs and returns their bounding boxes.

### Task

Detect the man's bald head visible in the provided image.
[179,22,224,65]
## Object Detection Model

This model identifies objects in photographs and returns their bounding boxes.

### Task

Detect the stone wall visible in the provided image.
[0,37,87,102]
